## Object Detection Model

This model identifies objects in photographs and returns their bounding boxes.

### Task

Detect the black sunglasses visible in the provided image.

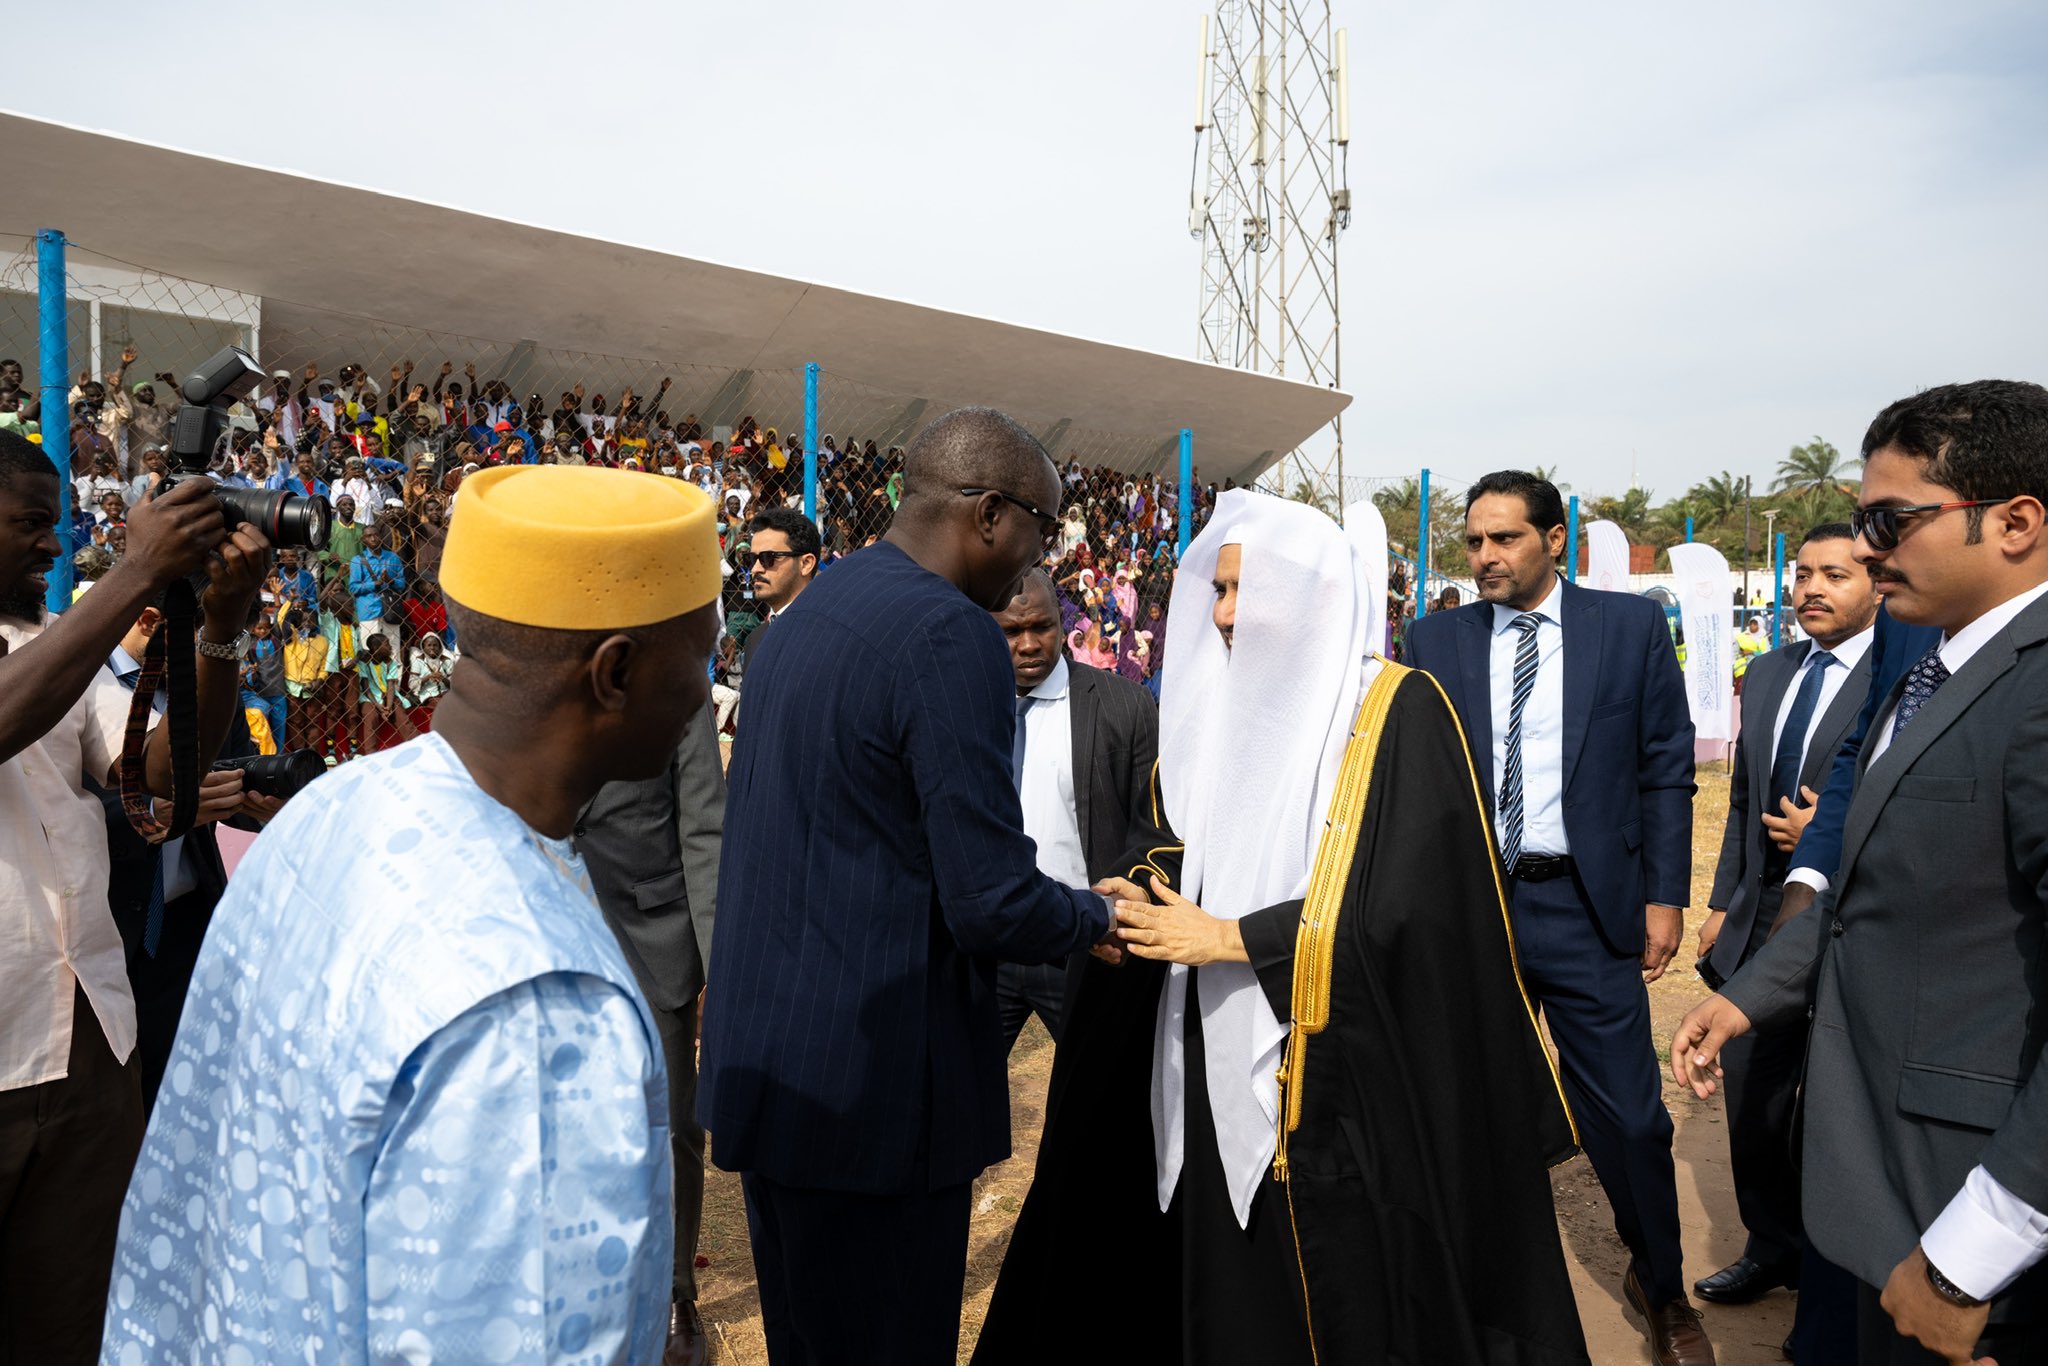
[1850,498,2011,553]
[958,486,1060,547]
[741,549,802,569]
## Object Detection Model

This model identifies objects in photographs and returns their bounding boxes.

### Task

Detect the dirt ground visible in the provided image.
[693,764,1797,1364]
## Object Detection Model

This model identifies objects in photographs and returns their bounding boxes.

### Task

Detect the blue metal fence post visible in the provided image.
[1416,468,1431,614]
[1685,515,1694,544]
[37,228,71,613]
[1772,531,1786,643]
[1566,494,1580,583]
[802,362,819,523]
[1177,429,1193,557]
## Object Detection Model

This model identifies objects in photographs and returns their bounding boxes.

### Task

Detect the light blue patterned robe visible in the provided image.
[100,732,673,1365]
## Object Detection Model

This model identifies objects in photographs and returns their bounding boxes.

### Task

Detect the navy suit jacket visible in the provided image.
[699,541,1111,1195]
[1786,602,1945,885]
[1404,577,1695,954]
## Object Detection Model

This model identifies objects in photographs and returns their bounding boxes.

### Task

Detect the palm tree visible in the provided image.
[1774,438,1860,520]
[1288,479,1336,518]
[1686,471,1745,526]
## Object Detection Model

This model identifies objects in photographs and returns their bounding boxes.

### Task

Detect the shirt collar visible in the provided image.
[1490,574,1565,635]
[1027,653,1071,702]
[1808,619,1875,671]
[109,644,141,678]
[1940,580,2048,675]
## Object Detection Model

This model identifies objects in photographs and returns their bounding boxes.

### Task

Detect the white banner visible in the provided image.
[1584,520,1631,592]
[1667,542,1734,740]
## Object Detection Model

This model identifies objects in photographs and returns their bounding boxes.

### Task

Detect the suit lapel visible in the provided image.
[1456,607,1496,809]
[1743,651,1796,817]
[1799,651,1869,793]
[1840,599,2048,874]
[1560,581,1602,793]
[1067,662,1096,857]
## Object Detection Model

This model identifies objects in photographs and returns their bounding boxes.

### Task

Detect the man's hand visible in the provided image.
[238,789,287,825]
[389,365,403,386]
[1642,903,1683,982]
[198,525,274,626]
[120,345,138,368]
[1768,881,1818,940]
[125,477,228,587]
[1669,993,1754,1099]
[303,363,318,383]
[464,361,477,380]
[1115,875,1246,966]
[1879,1247,1995,1365]
[151,769,246,829]
[1696,908,1726,963]
[1760,785,1819,853]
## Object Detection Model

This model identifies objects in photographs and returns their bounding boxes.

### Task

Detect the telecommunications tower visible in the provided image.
[1188,1,1352,509]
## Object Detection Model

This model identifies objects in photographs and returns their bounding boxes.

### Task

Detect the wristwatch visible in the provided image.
[1924,1255,1986,1308]
[196,632,251,662]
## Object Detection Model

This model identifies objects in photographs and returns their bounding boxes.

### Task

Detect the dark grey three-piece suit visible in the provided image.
[574,702,725,1303]
[1707,638,1870,1270]
[1724,592,2048,1354]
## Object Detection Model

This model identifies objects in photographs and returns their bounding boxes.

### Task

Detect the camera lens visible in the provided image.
[212,750,326,800]
[214,488,332,551]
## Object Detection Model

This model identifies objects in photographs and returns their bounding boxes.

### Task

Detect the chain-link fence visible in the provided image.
[8,232,1220,757]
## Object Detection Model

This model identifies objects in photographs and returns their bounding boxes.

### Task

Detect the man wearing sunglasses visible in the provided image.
[741,506,820,666]
[1676,379,2048,1365]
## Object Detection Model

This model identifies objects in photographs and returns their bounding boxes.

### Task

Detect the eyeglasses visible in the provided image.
[1849,498,2012,553]
[958,487,1060,548]
[741,549,802,569]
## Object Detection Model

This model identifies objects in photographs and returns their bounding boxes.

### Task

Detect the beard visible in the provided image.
[0,583,48,624]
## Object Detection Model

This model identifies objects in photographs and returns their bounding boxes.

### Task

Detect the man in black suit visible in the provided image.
[1405,470,1708,1366]
[1677,381,2048,1364]
[1695,524,1877,1312]
[990,569,1158,1050]
[576,700,725,1366]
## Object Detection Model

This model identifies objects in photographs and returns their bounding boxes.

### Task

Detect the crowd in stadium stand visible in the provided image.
[45,353,1216,758]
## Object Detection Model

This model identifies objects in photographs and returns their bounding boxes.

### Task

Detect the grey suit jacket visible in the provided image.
[1705,639,1870,983]
[1065,661,1160,881]
[573,701,725,1011]
[1723,591,2048,1292]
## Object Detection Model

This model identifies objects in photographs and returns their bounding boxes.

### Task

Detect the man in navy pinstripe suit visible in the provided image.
[700,408,1116,1366]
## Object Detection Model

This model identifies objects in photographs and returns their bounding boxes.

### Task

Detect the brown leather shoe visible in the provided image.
[663,1299,709,1366]
[1624,1263,1716,1366]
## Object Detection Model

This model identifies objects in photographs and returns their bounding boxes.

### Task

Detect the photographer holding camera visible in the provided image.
[0,425,271,1361]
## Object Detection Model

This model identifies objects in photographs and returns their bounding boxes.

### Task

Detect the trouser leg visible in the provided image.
[0,984,145,1365]
[1511,874,1685,1305]
[740,1172,971,1366]
[1720,1021,1806,1267]
[653,999,705,1302]
[996,961,1068,1054]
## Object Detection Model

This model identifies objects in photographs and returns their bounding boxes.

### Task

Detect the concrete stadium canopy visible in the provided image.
[0,111,1347,485]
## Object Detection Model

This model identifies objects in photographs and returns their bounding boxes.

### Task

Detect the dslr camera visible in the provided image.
[212,750,326,802]
[159,346,331,551]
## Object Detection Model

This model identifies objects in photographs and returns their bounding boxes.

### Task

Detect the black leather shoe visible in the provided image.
[1693,1255,1799,1305]
[663,1300,709,1366]
[1781,1334,1794,1361]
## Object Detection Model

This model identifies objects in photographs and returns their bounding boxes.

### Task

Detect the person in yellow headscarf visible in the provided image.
[102,466,724,1365]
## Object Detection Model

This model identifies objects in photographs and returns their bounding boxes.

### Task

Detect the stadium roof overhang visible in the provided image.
[0,111,1348,486]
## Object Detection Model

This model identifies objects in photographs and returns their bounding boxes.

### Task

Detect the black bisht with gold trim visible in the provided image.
[977,662,1588,1365]
[1274,662,1587,1364]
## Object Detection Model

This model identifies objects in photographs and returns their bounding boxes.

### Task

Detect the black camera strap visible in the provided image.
[118,578,202,843]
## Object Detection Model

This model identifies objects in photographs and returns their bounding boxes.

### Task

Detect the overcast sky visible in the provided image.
[10,0,2044,497]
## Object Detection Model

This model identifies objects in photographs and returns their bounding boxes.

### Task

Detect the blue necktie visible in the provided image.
[1012,695,1035,790]
[1889,648,1950,742]
[1499,613,1542,871]
[1768,649,1835,812]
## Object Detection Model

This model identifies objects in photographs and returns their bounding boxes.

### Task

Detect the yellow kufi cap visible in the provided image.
[439,466,719,629]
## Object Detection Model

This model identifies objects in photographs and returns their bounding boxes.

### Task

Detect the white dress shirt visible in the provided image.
[1866,578,2048,1300]
[1015,655,1090,889]
[1489,575,1568,857]
[0,620,139,1091]
[1769,623,1875,774]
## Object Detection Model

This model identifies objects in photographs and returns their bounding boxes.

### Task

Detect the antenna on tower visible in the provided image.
[1189,1,1352,512]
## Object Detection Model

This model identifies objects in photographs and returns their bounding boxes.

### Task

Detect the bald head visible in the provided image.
[1009,567,1058,616]
[900,407,1054,508]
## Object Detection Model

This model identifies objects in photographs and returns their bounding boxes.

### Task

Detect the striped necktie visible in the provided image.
[1500,612,1543,872]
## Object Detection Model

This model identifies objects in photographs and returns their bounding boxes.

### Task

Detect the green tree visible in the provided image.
[1773,437,1860,522]
[1287,479,1336,519]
